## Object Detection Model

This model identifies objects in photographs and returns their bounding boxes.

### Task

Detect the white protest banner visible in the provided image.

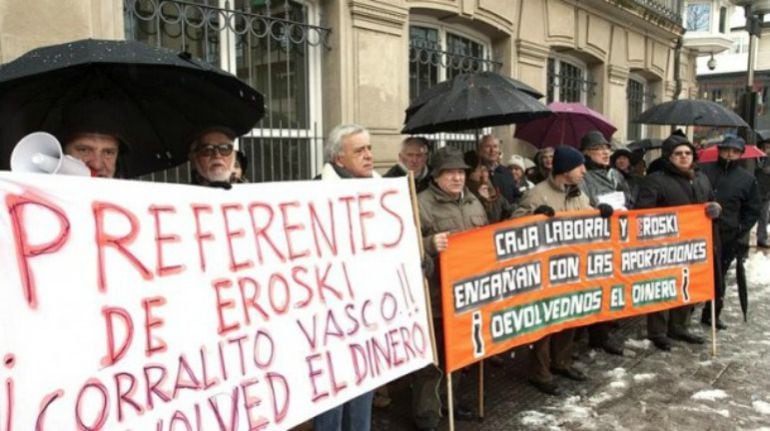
[0,172,433,430]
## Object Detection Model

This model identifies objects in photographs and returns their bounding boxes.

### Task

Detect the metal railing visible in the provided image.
[123,0,329,183]
[626,0,683,24]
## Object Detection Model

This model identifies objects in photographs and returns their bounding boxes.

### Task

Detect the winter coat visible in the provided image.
[384,163,431,193]
[700,160,761,239]
[635,161,712,209]
[418,182,488,316]
[489,164,520,204]
[755,161,770,201]
[514,176,591,216]
[580,160,633,208]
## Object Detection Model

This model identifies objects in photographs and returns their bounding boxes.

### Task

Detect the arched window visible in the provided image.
[546,55,595,104]
[124,0,329,182]
[408,17,500,152]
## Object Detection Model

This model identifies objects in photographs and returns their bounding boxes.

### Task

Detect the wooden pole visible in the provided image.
[447,372,455,431]
[710,299,717,357]
[407,171,438,364]
[478,360,485,419]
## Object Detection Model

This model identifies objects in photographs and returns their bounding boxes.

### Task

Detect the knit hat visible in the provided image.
[431,146,469,177]
[661,134,695,158]
[506,154,526,171]
[718,135,746,153]
[580,130,610,151]
[552,146,585,176]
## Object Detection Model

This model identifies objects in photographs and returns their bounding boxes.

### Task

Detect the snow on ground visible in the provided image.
[754,400,770,415]
[632,373,655,383]
[624,338,651,350]
[691,389,729,401]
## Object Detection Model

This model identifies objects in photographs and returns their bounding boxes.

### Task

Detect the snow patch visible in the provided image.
[624,338,651,350]
[604,367,627,379]
[753,400,770,415]
[589,391,615,405]
[609,381,628,389]
[692,389,729,401]
[519,410,557,427]
[633,373,656,382]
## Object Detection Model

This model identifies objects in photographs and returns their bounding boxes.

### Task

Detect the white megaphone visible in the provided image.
[11,132,91,176]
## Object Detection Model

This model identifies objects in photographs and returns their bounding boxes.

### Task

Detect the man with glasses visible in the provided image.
[579,130,629,356]
[700,135,760,330]
[636,133,721,349]
[189,126,238,187]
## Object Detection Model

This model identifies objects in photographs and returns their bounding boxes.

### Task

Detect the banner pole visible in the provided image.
[710,299,717,357]
[447,371,455,431]
[479,360,485,419]
[407,171,438,365]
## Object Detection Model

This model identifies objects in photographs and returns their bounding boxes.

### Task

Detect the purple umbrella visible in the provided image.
[514,102,616,148]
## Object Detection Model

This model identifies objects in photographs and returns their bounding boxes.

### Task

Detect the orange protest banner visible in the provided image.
[439,204,715,373]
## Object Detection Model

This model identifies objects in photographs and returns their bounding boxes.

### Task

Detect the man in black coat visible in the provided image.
[478,134,519,204]
[700,135,761,329]
[384,136,431,192]
[636,134,721,350]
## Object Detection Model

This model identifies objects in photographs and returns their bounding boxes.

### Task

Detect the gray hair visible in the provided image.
[325,124,369,162]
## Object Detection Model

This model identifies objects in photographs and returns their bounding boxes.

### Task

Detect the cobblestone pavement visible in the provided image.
[372,249,770,431]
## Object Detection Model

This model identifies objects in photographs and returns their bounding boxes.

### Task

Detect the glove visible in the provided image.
[597,203,614,218]
[534,205,555,217]
[705,202,721,219]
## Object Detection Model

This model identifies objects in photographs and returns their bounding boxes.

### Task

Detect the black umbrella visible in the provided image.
[627,138,663,152]
[756,129,770,143]
[633,99,749,128]
[406,71,544,118]
[0,38,264,177]
[402,72,551,134]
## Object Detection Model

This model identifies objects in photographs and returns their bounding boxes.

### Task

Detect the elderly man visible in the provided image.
[313,123,376,431]
[385,136,431,192]
[636,134,720,350]
[189,126,238,186]
[413,146,486,430]
[477,134,518,203]
[514,145,602,395]
[700,135,761,330]
[579,130,629,356]
[61,132,122,178]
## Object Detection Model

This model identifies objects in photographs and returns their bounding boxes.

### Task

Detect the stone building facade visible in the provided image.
[0,0,698,181]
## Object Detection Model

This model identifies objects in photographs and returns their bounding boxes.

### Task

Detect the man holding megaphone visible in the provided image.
[11,99,128,179]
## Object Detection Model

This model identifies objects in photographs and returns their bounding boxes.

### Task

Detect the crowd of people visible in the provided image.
[52,117,764,431]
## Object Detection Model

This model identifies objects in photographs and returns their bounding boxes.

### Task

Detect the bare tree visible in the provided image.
[686,4,711,32]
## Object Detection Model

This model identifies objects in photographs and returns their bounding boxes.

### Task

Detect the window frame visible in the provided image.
[546,53,591,104]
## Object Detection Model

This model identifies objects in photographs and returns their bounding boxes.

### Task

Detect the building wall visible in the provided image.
[0,0,697,174]
[0,0,123,63]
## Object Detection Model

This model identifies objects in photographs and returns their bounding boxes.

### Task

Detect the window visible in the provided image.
[686,3,711,32]
[626,77,655,142]
[719,7,727,34]
[408,21,499,151]
[547,57,594,104]
[124,0,328,182]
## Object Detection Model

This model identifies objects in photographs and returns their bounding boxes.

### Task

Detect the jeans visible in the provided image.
[313,390,374,431]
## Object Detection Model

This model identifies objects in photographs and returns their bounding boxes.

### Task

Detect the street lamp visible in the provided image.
[731,1,769,143]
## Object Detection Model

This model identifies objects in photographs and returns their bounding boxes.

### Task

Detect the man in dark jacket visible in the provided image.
[478,134,519,203]
[754,138,770,247]
[700,135,761,329]
[384,136,431,192]
[636,134,720,350]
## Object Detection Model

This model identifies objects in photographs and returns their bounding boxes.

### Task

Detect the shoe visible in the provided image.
[454,405,476,421]
[552,366,588,381]
[529,379,563,396]
[701,316,728,330]
[650,336,672,351]
[669,332,705,344]
[591,340,624,356]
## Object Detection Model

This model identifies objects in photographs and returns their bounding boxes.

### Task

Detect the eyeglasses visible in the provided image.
[672,151,693,157]
[195,143,234,157]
